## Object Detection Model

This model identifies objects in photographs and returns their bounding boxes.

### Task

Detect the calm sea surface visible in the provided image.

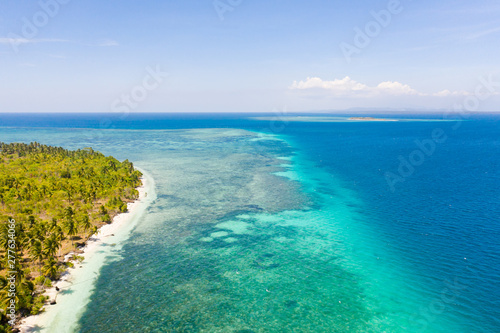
[1,113,499,332]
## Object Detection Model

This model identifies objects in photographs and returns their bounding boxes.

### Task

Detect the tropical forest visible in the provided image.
[0,142,142,332]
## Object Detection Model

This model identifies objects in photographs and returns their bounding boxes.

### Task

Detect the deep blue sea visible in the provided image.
[1,113,499,332]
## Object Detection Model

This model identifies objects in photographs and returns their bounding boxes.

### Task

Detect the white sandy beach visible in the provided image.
[18,169,156,333]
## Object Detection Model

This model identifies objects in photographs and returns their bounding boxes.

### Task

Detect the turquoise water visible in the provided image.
[1,113,499,332]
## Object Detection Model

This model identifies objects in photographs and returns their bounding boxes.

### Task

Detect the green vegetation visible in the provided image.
[0,142,142,331]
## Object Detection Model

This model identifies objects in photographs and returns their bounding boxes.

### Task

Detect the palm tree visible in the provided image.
[79,214,92,234]
[64,218,77,246]
[29,240,44,266]
[88,225,98,238]
[0,223,10,252]
[43,233,61,258]
[49,225,64,257]
[40,184,48,196]
[48,217,58,231]
[0,275,9,309]
[100,165,109,176]
[0,258,26,307]
[63,206,74,220]
[42,257,59,280]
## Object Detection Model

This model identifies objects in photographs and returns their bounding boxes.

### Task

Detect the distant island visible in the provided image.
[0,142,142,330]
[249,116,451,123]
[348,117,398,121]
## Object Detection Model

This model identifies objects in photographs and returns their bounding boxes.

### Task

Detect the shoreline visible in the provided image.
[18,169,154,333]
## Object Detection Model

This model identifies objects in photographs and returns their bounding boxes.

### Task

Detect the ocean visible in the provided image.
[1,113,499,332]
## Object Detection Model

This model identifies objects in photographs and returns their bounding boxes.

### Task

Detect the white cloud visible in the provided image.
[432,89,470,97]
[0,37,118,48]
[291,76,369,95]
[0,37,69,45]
[290,76,468,98]
[98,39,119,47]
[0,37,29,45]
[466,26,500,40]
[376,81,420,96]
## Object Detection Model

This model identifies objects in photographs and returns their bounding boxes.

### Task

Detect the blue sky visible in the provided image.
[1,0,499,113]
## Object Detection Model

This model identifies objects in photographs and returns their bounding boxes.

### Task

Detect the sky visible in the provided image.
[1,0,499,113]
